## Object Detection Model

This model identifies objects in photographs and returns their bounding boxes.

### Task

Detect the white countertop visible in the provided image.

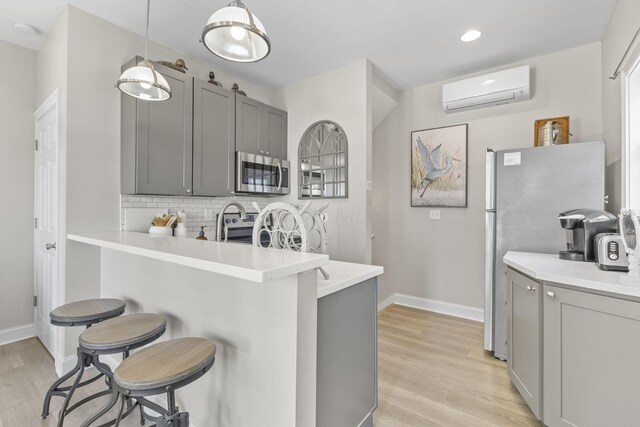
[317,261,383,298]
[504,251,640,299]
[68,231,329,283]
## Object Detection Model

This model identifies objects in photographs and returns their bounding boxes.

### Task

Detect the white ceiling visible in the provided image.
[2,0,617,89]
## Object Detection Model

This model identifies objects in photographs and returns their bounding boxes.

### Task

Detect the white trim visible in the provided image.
[620,41,640,209]
[0,323,35,346]
[57,354,79,377]
[377,294,395,312]
[382,293,484,322]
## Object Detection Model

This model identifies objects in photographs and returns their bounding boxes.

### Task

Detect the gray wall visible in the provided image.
[601,0,640,213]
[271,60,373,264]
[0,40,36,331]
[373,43,603,308]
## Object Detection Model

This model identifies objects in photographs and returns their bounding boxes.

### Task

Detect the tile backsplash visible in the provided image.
[121,195,267,239]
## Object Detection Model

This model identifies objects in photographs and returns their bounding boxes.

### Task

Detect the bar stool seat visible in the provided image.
[79,313,167,352]
[115,338,216,393]
[50,298,126,327]
[42,298,127,422]
[83,338,216,427]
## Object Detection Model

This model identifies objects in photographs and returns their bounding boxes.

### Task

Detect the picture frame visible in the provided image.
[411,124,468,208]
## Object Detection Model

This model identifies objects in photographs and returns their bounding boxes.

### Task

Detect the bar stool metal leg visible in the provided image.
[56,350,88,427]
[41,355,83,418]
[79,389,120,427]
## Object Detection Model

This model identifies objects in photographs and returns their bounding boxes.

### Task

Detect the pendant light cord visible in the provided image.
[145,0,150,60]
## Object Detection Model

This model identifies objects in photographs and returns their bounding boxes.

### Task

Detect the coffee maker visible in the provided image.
[558,209,618,261]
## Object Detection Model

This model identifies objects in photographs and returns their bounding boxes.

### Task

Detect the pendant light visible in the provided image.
[117,0,171,101]
[201,0,271,63]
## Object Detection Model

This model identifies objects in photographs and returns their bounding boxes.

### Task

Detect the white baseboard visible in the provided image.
[58,354,81,376]
[382,293,484,323]
[0,323,34,346]
[377,294,395,312]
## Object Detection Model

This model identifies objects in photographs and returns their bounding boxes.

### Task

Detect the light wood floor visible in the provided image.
[0,338,146,426]
[0,305,540,426]
[374,305,540,427]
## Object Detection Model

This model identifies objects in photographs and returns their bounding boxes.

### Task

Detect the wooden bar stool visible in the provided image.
[42,299,126,420]
[82,338,216,427]
[56,313,167,427]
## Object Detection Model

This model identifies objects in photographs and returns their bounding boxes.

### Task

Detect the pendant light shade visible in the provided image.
[202,0,271,63]
[117,0,171,101]
[117,60,171,101]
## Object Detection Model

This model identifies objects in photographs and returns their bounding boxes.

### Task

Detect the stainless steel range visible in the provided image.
[216,212,258,244]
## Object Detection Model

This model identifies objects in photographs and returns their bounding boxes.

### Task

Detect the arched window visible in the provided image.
[298,120,348,199]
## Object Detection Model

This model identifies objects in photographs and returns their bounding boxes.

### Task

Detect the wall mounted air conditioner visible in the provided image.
[442,65,531,113]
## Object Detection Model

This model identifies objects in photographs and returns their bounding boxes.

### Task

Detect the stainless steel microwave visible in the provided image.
[236,151,290,195]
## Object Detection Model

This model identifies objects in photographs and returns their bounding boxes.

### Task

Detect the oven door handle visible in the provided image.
[277,162,283,190]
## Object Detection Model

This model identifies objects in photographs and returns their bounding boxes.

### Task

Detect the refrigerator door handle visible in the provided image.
[486,149,497,210]
[484,211,496,352]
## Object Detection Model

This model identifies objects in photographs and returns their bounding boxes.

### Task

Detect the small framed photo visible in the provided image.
[411,124,468,208]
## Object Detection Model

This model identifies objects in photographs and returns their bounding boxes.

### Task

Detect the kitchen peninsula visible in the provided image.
[67,231,382,427]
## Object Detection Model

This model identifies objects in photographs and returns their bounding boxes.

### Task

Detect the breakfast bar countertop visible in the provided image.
[68,231,329,283]
[317,261,383,298]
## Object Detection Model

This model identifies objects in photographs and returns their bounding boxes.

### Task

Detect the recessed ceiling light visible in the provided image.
[461,30,482,42]
[481,79,496,86]
[13,22,37,35]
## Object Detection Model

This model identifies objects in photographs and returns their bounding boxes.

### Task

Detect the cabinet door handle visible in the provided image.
[546,291,555,298]
[527,285,536,292]
[266,151,269,155]
[186,189,192,193]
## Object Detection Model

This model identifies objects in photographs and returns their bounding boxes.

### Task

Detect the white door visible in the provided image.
[34,94,59,356]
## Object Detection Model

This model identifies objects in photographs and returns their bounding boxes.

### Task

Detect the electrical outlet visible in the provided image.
[429,209,441,220]
[366,180,372,191]
[204,209,214,220]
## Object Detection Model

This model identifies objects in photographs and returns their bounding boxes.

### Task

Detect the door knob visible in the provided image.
[546,291,555,298]
[46,243,56,250]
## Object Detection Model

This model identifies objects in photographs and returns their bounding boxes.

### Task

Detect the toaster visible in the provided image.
[594,233,629,271]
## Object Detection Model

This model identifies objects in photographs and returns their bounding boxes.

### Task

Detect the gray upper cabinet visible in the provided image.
[193,80,236,197]
[263,105,287,159]
[543,285,640,427]
[506,268,542,420]
[235,94,287,159]
[122,58,287,197]
[121,57,193,196]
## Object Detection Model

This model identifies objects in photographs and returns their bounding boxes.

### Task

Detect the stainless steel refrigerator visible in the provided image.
[484,141,605,360]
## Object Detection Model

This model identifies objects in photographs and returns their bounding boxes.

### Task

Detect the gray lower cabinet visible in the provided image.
[506,268,542,420]
[543,284,640,427]
[317,279,377,427]
[121,57,193,196]
[235,93,287,159]
[192,80,236,196]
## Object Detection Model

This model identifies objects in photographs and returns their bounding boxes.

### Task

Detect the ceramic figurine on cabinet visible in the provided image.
[231,83,246,96]
[208,71,223,87]
[158,58,189,73]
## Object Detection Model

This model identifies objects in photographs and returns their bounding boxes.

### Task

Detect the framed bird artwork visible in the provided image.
[411,124,468,207]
